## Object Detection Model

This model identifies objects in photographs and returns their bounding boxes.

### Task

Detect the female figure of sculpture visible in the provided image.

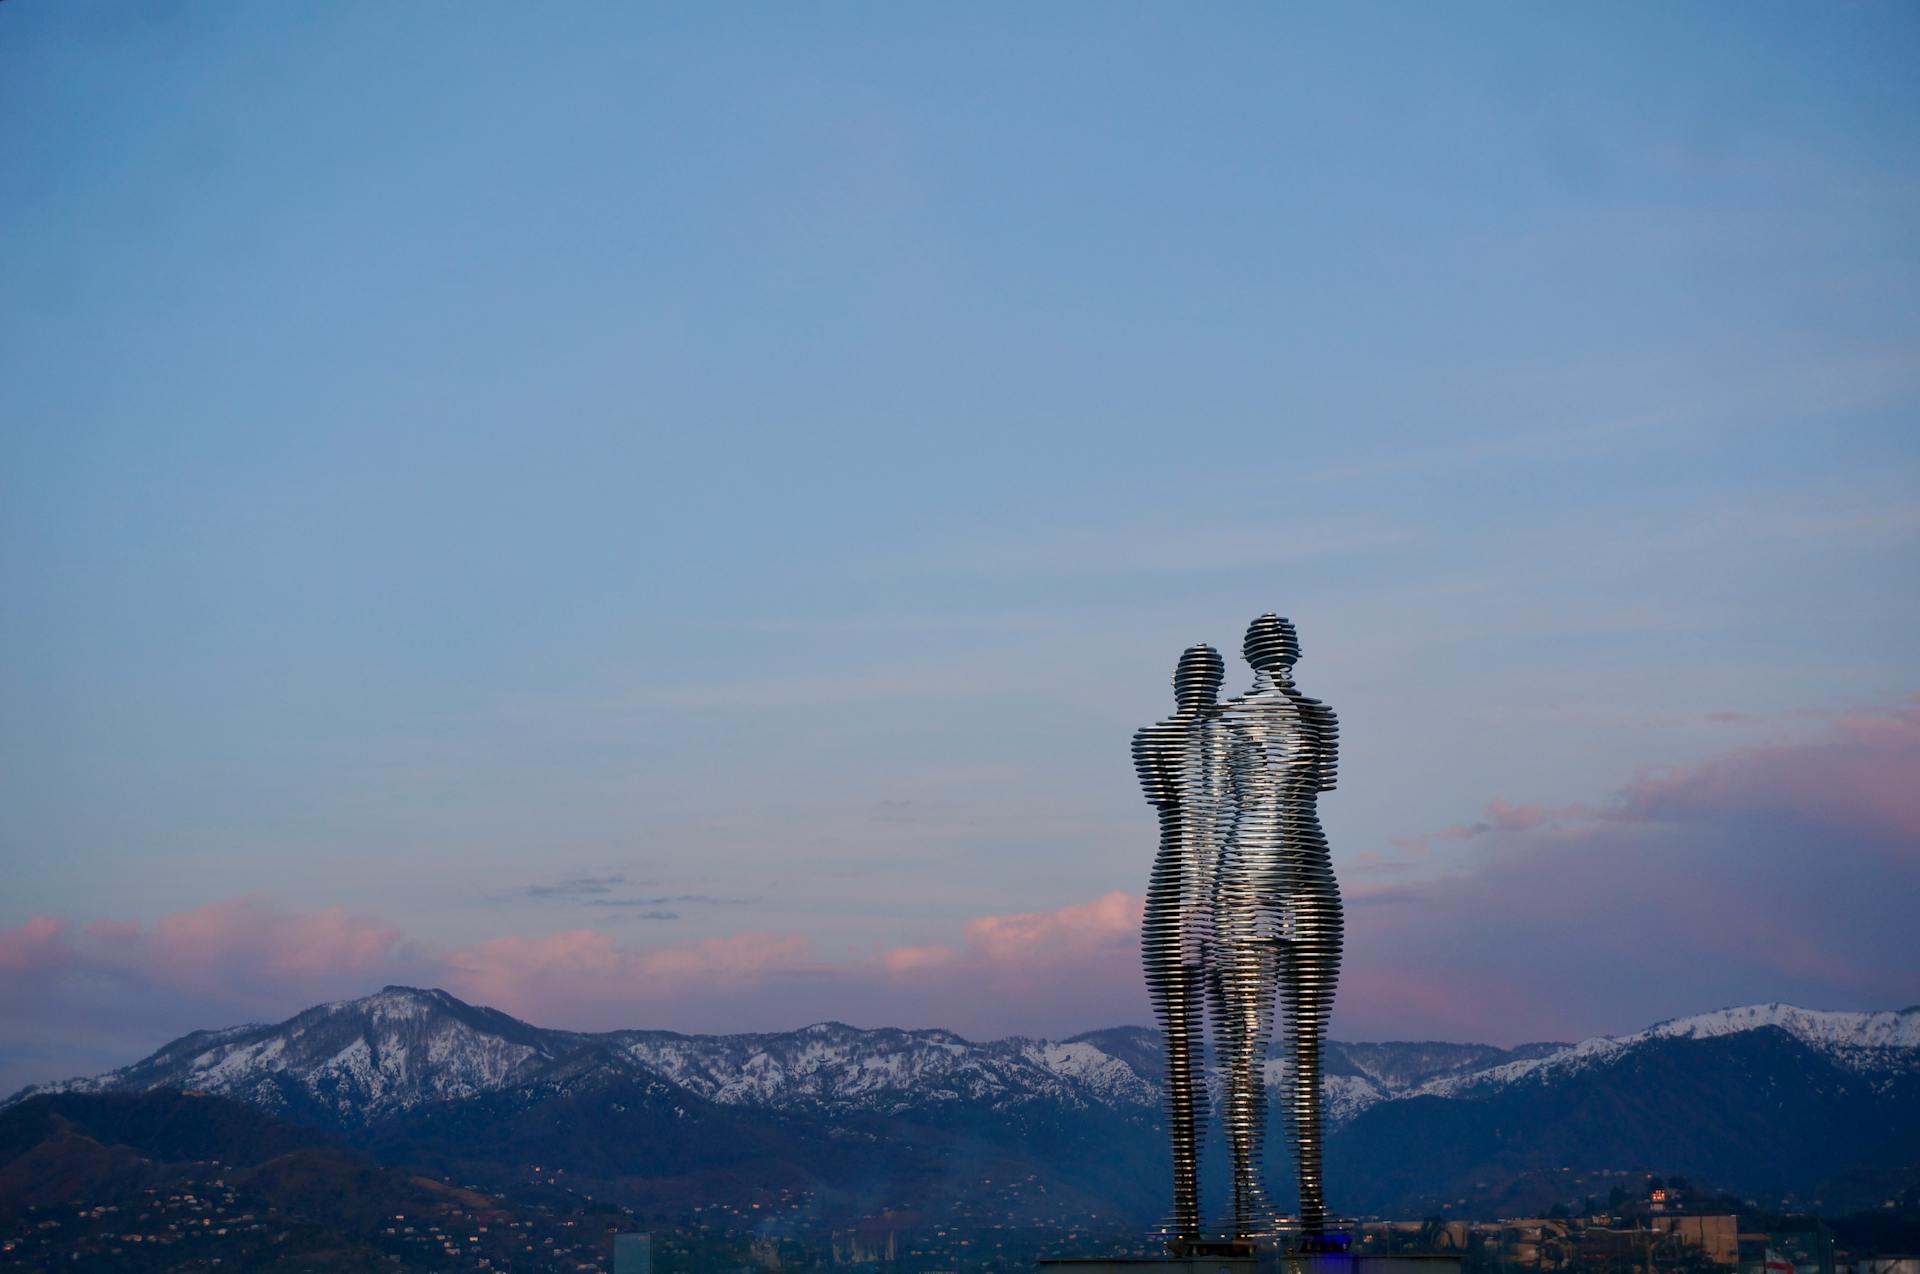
[1133,643,1226,1243]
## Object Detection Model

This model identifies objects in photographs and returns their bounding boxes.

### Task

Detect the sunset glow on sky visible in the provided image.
[2,3,1916,1094]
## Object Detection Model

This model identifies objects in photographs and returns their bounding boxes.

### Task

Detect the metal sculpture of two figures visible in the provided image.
[1135,613,1343,1250]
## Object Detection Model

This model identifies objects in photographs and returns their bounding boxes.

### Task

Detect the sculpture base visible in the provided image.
[1036,1258,1257,1272]
[1172,1239,1259,1258]
[1038,1253,1464,1274]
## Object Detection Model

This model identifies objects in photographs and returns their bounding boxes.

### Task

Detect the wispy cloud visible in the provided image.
[584,894,752,908]
[493,875,752,912]
[503,874,644,901]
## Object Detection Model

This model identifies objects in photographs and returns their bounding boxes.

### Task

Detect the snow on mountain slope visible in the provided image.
[1321,1072,1385,1124]
[16,987,583,1123]
[1413,1004,1920,1099]
[1640,1003,1920,1055]
[11,991,1163,1124]
[1326,1040,1523,1091]
[608,1023,1158,1114]
[14,990,1915,1131]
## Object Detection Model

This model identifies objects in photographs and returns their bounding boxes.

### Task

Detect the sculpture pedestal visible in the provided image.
[1038,1253,1464,1274]
[1037,1259,1257,1273]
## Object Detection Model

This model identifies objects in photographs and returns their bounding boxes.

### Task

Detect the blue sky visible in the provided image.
[2,3,1916,1090]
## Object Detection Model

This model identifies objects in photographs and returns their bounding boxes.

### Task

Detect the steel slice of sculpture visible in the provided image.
[1136,613,1343,1244]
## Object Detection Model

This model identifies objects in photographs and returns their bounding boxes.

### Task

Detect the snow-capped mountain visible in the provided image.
[1334,1005,1920,1216]
[11,990,1920,1220]
[13,989,1916,1138]
[609,1022,1158,1114]
[9,986,1566,1128]
[21,988,594,1124]
[10,988,1171,1125]
[1308,1039,1569,1123]
[1411,1003,1920,1100]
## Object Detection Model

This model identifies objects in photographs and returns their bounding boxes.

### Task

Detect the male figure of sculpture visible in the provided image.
[1214,613,1343,1238]
[1132,643,1227,1244]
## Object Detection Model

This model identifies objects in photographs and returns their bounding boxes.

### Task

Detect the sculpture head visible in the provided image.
[1173,643,1224,710]
[1243,612,1300,672]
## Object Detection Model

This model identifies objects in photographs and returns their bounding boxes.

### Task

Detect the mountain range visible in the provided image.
[8,989,1919,1229]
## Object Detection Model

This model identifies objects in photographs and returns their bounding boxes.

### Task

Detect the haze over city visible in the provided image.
[2,3,1917,1101]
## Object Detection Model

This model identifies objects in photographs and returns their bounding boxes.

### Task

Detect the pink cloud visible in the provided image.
[4,696,1915,1087]
[849,892,1148,1035]
[0,890,1149,1056]
[144,897,405,998]
[0,899,426,1095]
[1617,696,1920,847]
[880,943,959,974]
[443,929,816,1025]
[439,895,1151,1036]
[0,897,410,1014]
[0,916,71,973]
[1341,698,1920,1043]
[961,890,1139,964]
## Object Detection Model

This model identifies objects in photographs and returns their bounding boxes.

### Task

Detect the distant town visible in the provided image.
[5,1161,1918,1274]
